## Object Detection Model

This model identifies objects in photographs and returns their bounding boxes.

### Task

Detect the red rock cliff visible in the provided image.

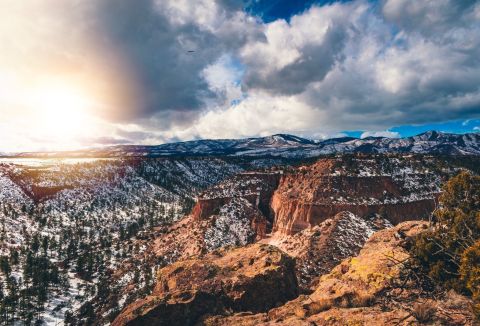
[192,172,281,224]
[271,158,439,235]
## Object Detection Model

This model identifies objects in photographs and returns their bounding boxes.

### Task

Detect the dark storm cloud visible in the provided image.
[85,0,260,126]
[95,0,210,113]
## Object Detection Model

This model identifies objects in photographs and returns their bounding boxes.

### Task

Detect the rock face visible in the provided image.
[151,198,267,265]
[112,244,298,326]
[264,211,391,291]
[204,197,267,250]
[271,158,440,235]
[192,172,281,227]
[204,221,477,326]
[191,157,442,237]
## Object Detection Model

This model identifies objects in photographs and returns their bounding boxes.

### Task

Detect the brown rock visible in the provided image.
[192,172,281,225]
[113,244,298,326]
[263,211,389,291]
[205,221,478,326]
[271,159,438,235]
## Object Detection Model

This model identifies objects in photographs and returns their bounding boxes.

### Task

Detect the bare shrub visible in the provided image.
[412,302,436,323]
[306,298,333,315]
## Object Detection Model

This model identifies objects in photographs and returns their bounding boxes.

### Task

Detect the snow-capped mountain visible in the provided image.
[12,131,480,158]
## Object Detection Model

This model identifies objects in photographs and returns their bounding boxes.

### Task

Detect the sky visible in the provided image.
[0,0,480,152]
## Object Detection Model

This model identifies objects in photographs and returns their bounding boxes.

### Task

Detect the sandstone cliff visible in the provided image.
[192,172,281,227]
[204,221,477,326]
[264,211,391,291]
[271,158,440,235]
[112,244,298,326]
[189,157,443,237]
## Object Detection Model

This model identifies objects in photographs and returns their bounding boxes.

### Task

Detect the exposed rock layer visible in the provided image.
[112,244,298,326]
[204,221,477,325]
[190,158,442,236]
[272,198,436,235]
[264,211,390,291]
[192,172,281,225]
[271,158,439,235]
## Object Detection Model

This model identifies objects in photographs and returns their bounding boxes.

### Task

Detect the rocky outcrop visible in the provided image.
[192,172,281,226]
[271,158,440,235]
[112,244,298,326]
[272,198,436,235]
[264,211,391,291]
[204,197,267,250]
[151,198,267,265]
[190,157,443,237]
[204,221,477,325]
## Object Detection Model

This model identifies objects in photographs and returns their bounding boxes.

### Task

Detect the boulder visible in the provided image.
[113,243,298,326]
[204,221,477,325]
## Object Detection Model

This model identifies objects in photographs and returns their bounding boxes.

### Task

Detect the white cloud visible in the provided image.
[201,54,244,106]
[229,0,480,133]
[360,130,400,139]
[167,92,325,140]
[128,0,480,143]
[2,0,480,151]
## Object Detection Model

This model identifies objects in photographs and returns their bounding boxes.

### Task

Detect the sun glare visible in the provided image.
[31,82,94,146]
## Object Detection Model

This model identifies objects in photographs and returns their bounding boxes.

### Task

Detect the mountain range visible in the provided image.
[11,130,480,158]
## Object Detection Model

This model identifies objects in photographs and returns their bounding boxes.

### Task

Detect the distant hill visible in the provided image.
[11,131,480,158]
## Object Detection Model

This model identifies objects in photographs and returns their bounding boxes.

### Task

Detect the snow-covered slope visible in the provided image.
[0,157,283,325]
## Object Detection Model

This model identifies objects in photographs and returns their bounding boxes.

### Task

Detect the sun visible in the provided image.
[32,82,94,144]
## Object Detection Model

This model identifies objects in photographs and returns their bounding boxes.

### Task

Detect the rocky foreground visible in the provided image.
[112,243,297,326]
[114,221,476,325]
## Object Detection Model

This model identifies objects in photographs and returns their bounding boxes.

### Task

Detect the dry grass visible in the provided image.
[412,302,436,323]
[306,298,334,315]
[352,292,375,307]
[443,290,469,309]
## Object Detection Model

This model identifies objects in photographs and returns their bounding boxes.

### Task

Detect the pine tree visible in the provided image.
[412,171,480,318]
[0,256,10,277]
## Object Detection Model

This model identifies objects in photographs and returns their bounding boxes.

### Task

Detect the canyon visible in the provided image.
[112,155,473,325]
[190,156,442,237]
[1,153,478,325]
[115,220,477,326]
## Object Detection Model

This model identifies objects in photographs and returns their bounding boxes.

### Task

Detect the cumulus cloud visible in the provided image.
[166,0,480,142]
[240,3,354,95]
[233,0,480,134]
[381,0,479,36]
[1,0,480,150]
[172,92,324,139]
